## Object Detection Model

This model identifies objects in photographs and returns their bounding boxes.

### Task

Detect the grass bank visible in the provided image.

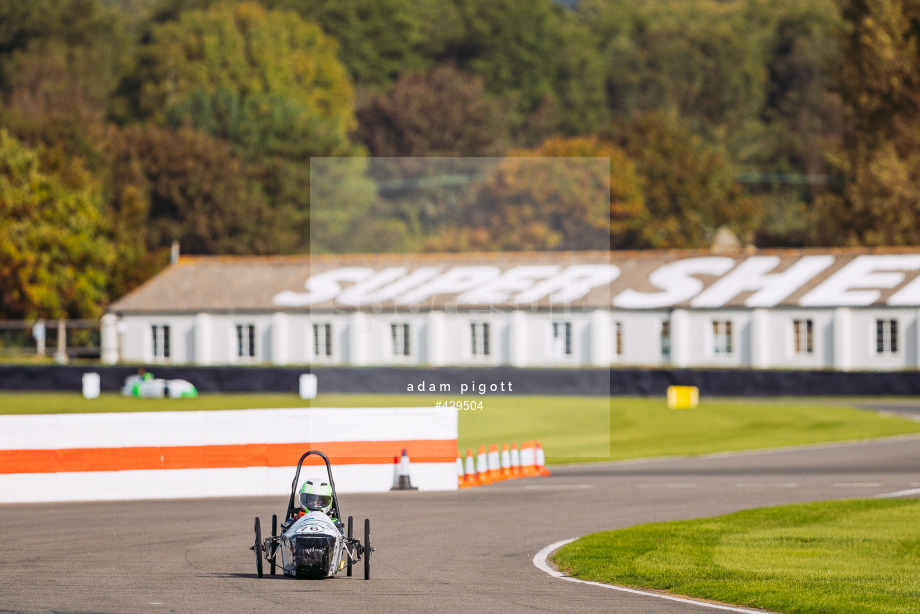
[552,498,920,614]
[1,393,918,463]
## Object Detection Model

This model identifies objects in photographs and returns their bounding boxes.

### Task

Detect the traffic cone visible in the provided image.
[510,442,521,478]
[520,440,536,477]
[463,447,479,487]
[456,449,467,489]
[535,440,551,477]
[390,448,418,491]
[500,443,512,479]
[488,444,503,482]
[476,445,492,485]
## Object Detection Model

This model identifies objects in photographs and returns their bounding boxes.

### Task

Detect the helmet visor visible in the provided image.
[300,492,333,511]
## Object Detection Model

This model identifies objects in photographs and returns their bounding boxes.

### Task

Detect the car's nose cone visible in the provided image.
[292,534,336,578]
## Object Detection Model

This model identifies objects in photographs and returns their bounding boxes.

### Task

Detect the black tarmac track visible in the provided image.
[2,435,919,614]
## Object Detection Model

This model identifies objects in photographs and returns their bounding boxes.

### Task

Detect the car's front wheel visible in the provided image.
[252,517,263,578]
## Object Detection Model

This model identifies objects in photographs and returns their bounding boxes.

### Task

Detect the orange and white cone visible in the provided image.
[487,444,503,482]
[390,448,418,490]
[500,443,512,479]
[463,447,479,487]
[476,445,492,485]
[535,440,551,477]
[456,450,466,488]
[520,440,536,477]
[510,442,521,477]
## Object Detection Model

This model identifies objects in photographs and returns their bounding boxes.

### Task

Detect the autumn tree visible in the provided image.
[104,124,278,255]
[613,112,762,248]
[575,0,843,247]
[110,1,361,257]
[356,65,510,157]
[0,131,114,319]
[814,0,920,246]
[425,137,643,251]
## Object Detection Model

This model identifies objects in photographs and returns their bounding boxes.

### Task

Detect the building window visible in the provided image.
[712,320,733,355]
[793,319,813,355]
[236,324,255,359]
[615,321,623,356]
[152,324,170,361]
[551,321,572,358]
[391,323,410,357]
[660,321,671,358]
[313,323,332,358]
[471,322,490,356]
[876,319,898,355]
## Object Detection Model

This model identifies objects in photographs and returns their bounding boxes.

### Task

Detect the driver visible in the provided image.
[298,480,336,521]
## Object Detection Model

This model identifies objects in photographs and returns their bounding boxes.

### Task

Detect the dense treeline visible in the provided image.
[0,0,918,319]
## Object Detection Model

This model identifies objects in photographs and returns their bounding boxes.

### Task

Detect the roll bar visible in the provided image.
[286,450,342,521]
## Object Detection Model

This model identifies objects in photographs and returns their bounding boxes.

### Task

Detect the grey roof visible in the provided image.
[108,248,920,314]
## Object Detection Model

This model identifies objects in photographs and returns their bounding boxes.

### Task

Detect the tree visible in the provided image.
[425,136,643,251]
[733,0,844,247]
[429,0,608,138]
[308,157,379,253]
[614,112,762,248]
[835,0,920,143]
[577,0,767,144]
[758,0,843,174]
[0,0,123,85]
[0,0,131,167]
[815,0,920,246]
[0,131,114,319]
[115,1,356,157]
[356,65,510,157]
[267,0,428,86]
[104,124,278,255]
[815,128,920,246]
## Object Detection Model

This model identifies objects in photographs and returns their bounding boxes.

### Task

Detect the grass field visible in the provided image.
[551,498,920,613]
[1,392,919,463]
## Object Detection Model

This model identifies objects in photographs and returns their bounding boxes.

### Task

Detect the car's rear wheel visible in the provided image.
[253,517,263,578]
[346,516,353,577]
[270,514,278,575]
[364,518,371,580]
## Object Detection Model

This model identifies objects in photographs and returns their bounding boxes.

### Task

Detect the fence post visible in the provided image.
[55,319,68,363]
[33,319,46,356]
[101,314,119,364]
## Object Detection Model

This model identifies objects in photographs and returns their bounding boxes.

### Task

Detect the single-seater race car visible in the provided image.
[251,450,373,580]
[120,372,198,399]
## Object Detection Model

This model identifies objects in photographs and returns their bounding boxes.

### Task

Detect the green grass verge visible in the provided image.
[315,395,920,463]
[0,392,311,413]
[1,393,919,464]
[551,498,920,614]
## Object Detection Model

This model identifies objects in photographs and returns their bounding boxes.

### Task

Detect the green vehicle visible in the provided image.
[120,372,198,398]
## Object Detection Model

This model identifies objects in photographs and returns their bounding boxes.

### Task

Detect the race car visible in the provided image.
[120,373,198,399]
[251,450,373,580]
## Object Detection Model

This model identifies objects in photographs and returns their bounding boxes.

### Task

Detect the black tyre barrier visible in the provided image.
[1,364,919,396]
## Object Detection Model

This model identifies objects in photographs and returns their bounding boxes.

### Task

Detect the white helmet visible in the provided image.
[299,480,333,514]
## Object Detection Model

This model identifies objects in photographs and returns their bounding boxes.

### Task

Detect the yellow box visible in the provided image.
[667,385,699,409]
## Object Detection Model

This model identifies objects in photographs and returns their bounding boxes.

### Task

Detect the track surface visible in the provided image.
[2,436,919,614]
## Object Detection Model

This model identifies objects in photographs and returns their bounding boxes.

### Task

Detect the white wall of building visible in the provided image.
[847,308,919,371]
[112,306,920,371]
[610,311,669,365]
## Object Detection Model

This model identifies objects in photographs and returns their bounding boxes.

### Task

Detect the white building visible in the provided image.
[103,249,920,371]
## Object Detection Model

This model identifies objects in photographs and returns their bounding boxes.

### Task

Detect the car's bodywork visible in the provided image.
[280,511,345,578]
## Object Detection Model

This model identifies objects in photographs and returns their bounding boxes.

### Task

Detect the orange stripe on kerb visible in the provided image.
[0,440,455,474]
